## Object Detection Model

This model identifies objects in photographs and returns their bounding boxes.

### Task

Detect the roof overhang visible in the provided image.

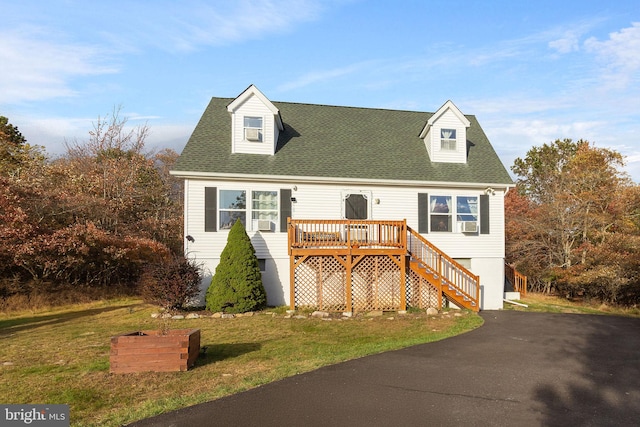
[419,100,470,139]
[170,170,514,191]
[226,84,284,131]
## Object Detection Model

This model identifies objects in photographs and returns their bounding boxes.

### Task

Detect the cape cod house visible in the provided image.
[171,85,515,311]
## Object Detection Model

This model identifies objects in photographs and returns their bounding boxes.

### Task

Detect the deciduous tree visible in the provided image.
[508,138,640,304]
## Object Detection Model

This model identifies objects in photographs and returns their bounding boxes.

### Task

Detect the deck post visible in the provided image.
[288,219,295,310]
[289,254,296,311]
[400,254,407,311]
[345,253,353,312]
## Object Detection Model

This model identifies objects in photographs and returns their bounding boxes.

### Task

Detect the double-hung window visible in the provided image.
[219,190,246,229]
[430,195,452,232]
[206,187,291,233]
[420,193,486,234]
[218,189,280,231]
[244,116,263,142]
[456,196,478,222]
[429,195,479,232]
[440,128,456,150]
[252,191,278,231]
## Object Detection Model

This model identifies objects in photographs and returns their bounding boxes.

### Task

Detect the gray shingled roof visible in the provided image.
[172,98,513,185]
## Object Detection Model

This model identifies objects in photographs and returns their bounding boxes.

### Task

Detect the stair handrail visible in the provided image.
[406,226,480,309]
[505,263,527,296]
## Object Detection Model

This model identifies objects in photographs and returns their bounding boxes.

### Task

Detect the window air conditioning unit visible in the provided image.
[245,128,261,141]
[461,221,478,233]
[257,220,272,231]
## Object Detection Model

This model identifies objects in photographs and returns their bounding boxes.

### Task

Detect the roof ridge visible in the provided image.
[210,96,434,115]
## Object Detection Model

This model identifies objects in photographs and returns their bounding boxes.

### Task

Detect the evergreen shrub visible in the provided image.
[205,219,267,313]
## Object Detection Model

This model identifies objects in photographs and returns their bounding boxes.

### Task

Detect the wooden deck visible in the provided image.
[288,219,480,312]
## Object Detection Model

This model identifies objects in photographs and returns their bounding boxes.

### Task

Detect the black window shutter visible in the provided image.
[418,193,429,233]
[280,189,292,232]
[480,194,490,234]
[204,187,217,232]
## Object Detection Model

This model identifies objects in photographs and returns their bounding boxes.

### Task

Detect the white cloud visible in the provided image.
[0,27,118,104]
[139,0,326,52]
[276,61,373,92]
[584,22,640,89]
[546,20,602,55]
[548,32,580,53]
[0,1,329,104]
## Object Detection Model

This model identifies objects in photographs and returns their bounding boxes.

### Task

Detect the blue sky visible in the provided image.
[2,0,640,181]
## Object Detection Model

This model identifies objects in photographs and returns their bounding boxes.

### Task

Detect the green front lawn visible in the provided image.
[0,299,482,426]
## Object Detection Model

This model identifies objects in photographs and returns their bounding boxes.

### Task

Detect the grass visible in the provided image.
[504,292,640,317]
[0,299,482,426]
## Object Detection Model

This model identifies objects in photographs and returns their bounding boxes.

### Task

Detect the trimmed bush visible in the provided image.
[205,219,266,313]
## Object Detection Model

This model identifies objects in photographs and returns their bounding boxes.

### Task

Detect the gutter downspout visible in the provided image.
[503,299,528,308]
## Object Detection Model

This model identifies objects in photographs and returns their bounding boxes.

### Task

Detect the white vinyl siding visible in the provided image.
[429,109,467,164]
[424,127,433,158]
[231,95,279,155]
[282,183,505,260]
[183,178,506,309]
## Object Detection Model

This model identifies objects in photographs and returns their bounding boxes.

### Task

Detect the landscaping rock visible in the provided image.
[151,313,161,318]
[342,312,353,318]
[311,311,329,318]
[185,313,199,319]
[221,313,235,319]
[366,311,384,317]
[426,307,439,316]
[171,315,185,320]
[211,312,222,318]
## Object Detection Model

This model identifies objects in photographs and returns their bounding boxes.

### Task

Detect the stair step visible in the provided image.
[407,241,479,311]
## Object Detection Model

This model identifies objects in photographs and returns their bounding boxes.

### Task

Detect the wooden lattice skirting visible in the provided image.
[293,254,440,312]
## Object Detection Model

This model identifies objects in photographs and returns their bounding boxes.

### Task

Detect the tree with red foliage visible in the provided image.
[508,139,640,304]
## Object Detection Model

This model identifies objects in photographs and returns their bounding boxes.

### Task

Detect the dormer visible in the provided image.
[419,100,470,164]
[227,85,284,155]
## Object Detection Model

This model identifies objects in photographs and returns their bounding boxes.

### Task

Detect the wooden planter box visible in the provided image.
[110,328,200,373]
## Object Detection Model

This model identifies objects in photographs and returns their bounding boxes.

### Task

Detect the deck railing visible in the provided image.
[505,263,527,296]
[288,219,406,251]
[406,226,480,309]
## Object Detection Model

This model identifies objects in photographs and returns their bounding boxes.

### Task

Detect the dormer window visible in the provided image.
[441,129,457,150]
[244,116,263,142]
[228,85,284,155]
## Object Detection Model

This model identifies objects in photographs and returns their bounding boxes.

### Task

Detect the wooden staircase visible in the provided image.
[406,226,480,311]
[288,219,480,312]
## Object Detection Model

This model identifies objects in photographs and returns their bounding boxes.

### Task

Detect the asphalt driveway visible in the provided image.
[130,311,640,426]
